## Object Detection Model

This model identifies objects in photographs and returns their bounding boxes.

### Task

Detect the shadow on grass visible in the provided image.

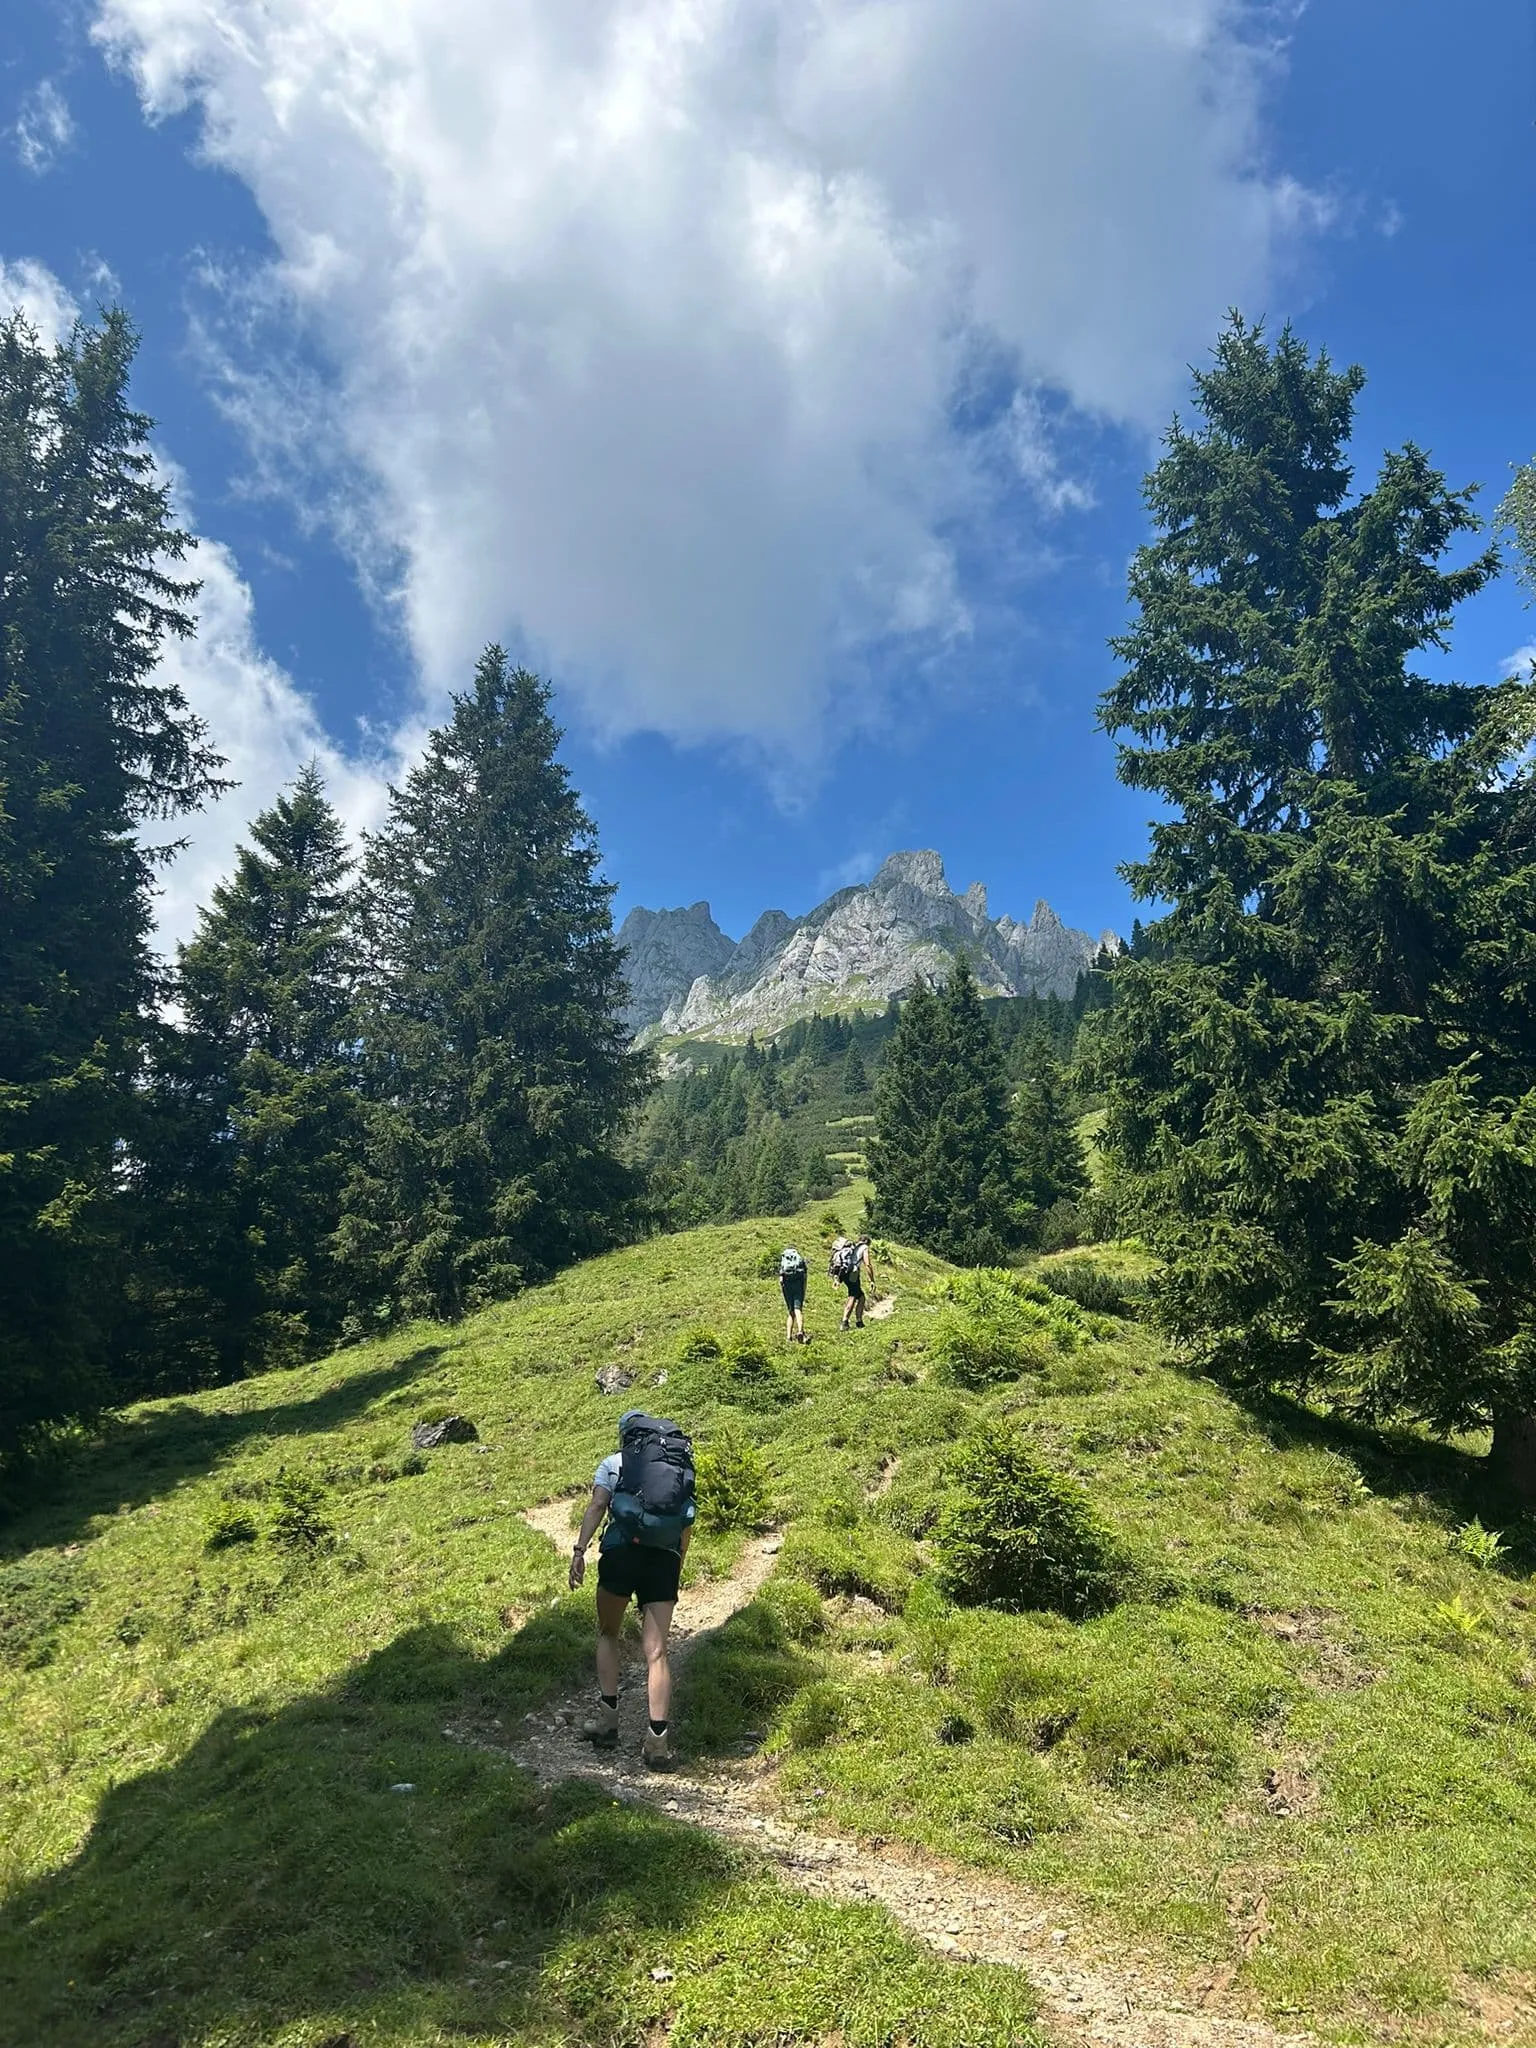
[0,1610,745,2048]
[0,1349,450,1558]
[680,1596,822,1756]
[1205,1376,1536,1571]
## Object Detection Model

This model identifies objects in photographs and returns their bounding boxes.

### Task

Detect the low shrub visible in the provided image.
[694,1428,773,1532]
[719,1325,800,1408]
[205,1501,260,1550]
[1450,1519,1506,1571]
[268,1470,334,1552]
[933,1424,1127,1617]
[1037,1257,1146,1318]
[677,1324,723,1364]
[924,1268,1082,1389]
[1038,1199,1089,1252]
[928,1307,1056,1389]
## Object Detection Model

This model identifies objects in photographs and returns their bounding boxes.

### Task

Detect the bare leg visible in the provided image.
[641,1600,676,1722]
[595,1586,627,1697]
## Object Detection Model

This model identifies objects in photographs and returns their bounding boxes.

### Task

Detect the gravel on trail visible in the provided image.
[455,1501,1320,2048]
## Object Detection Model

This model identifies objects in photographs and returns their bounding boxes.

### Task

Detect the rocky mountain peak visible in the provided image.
[618,849,1119,1042]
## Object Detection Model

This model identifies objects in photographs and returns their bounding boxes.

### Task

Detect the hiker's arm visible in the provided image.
[568,1486,611,1589]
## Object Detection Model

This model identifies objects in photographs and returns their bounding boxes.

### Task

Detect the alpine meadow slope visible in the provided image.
[3,1204,1535,2047]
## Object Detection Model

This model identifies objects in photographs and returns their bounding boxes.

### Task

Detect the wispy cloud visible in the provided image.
[14,81,75,175]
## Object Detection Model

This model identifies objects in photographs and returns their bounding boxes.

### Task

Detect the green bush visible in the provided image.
[719,1325,800,1407]
[694,1428,773,1532]
[924,1268,1082,1389]
[1038,1257,1145,1318]
[205,1501,260,1550]
[933,1424,1127,1616]
[1038,1199,1089,1252]
[268,1470,334,1551]
[677,1324,723,1364]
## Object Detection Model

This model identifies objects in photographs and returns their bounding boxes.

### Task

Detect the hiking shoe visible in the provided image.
[641,1727,673,1770]
[581,1701,620,1747]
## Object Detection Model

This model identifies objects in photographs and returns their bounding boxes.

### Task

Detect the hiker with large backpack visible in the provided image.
[830,1234,876,1330]
[568,1409,697,1767]
[779,1245,810,1344]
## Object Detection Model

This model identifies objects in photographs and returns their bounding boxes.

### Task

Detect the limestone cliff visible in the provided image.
[621,851,1116,1043]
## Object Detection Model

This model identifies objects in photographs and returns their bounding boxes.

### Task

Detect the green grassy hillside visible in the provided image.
[3,1210,1535,2046]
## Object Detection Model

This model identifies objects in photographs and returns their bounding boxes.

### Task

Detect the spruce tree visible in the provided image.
[0,308,224,1456]
[871,959,1019,1264]
[124,768,361,1383]
[339,649,648,1322]
[1098,318,1536,1496]
[1012,1037,1089,1232]
[842,1043,869,1097]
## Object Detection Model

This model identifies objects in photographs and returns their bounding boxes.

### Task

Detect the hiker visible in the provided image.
[779,1244,809,1344]
[568,1408,696,1768]
[830,1234,876,1330]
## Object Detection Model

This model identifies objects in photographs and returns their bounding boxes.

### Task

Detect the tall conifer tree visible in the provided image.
[0,309,224,1455]
[1011,1036,1089,1228]
[123,767,361,1384]
[871,960,1019,1263]
[339,649,647,1322]
[1099,318,1536,1496]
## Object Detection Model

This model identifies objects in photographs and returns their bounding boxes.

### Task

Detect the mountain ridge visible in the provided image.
[617,849,1118,1040]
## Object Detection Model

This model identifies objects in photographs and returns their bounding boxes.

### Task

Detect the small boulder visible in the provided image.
[594,1363,635,1396]
[411,1415,479,1450]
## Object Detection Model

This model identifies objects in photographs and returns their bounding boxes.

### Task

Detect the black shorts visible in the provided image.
[780,1271,807,1311]
[597,1541,682,1608]
[842,1275,864,1300]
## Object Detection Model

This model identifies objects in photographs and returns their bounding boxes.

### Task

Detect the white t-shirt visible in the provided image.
[593,1452,621,1494]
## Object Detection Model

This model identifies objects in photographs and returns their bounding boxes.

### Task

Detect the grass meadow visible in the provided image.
[3,1200,1535,2044]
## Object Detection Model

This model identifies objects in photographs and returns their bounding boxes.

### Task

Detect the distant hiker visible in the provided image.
[568,1409,696,1768]
[779,1245,810,1344]
[830,1234,876,1330]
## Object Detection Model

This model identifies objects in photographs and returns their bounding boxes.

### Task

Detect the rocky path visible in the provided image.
[468,1503,1321,2048]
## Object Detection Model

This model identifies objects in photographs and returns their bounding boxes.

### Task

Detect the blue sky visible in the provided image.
[4,0,1533,950]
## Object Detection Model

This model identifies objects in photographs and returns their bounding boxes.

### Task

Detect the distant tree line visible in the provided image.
[869,958,1093,1264]
[0,310,647,1466]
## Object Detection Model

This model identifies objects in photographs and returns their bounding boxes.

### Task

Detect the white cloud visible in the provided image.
[149,535,396,955]
[95,0,1325,743]
[0,256,80,344]
[14,80,76,174]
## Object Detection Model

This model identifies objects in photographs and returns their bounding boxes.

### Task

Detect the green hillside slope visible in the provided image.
[3,1212,1534,2047]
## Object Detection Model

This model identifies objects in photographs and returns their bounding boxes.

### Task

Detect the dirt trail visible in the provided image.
[469,1503,1320,2048]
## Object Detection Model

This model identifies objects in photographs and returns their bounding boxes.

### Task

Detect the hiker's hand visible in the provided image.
[569,1547,586,1590]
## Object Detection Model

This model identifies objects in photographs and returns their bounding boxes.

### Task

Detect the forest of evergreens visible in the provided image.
[7,302,1536,1507]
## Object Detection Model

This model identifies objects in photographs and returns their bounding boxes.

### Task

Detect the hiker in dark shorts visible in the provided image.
[568,1409,695,1768]
[832,1235,876,1330]
[779,1245,809,1343]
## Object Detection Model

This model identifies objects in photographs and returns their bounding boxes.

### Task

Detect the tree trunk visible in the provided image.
[1489,1409,1536,1509]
